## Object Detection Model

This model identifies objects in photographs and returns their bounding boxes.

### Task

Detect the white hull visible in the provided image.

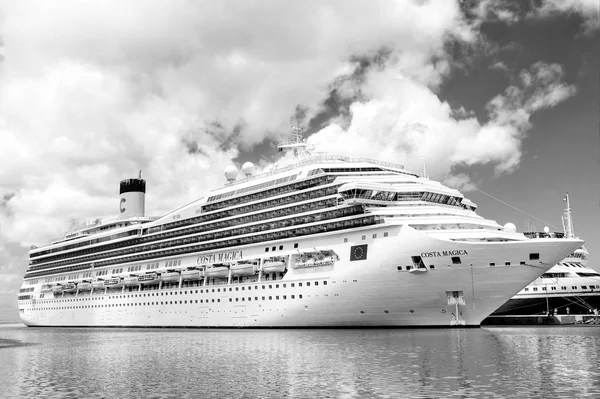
[18,225,581,327]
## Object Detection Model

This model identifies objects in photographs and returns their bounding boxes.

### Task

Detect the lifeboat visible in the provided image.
[103,278,123,289]
[51,285,63,294]
[230,263,255,276]
[160,271,180,282]
[138,273,159,285]
[77,282,92,291]
[63,283,77,293]
[124,276,139,286]
[262,260,286,273]
[92,280,105,290]
[41,284,53,293]
[181,269,203,281]
[205,266,229,279]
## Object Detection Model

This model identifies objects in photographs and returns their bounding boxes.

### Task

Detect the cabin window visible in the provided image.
[451,257,461,265]
[272,247,276,251]
[294,243,298,248]
[429,265,435,270]
[520,261,526,265]
[529,253,540,260]
[265,248,269,252]
[344,238,348,243]
[505,262,511,266]
[490,263,495,267]
[361,235,366,240]
[397,266,402,271]
[372,234,377,239]
[279,245,283,250]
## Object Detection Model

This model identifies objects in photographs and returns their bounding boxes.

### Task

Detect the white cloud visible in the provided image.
[309,61,576,182]
[533,0,600,33]
[469,0,599,34]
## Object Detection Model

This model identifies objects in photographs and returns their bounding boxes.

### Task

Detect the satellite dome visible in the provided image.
[543,226,550,233]
[224,165,238,182]
[503,222,516,233]
[242,162,255,177]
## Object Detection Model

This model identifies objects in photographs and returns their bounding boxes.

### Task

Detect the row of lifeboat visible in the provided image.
[46,258,288,293]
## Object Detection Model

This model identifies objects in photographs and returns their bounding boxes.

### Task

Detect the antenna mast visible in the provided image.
[277,126,314,159]
[562,193,575,238]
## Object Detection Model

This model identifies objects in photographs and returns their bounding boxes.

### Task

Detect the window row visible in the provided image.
[29,204,365,272]
[524,285,597,292]
[25,215,382,278]
[30,186,340,267]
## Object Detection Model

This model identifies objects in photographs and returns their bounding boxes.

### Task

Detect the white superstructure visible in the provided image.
[17,132,582,327]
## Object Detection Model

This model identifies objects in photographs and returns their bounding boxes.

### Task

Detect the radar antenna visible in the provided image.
[277,126,314,159]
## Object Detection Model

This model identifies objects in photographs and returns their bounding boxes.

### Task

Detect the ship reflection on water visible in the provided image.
[1,324,599,398]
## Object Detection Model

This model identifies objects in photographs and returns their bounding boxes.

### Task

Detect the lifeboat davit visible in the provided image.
[181,269,203,281]
[230,263,255,276]
[205,266,229,279]
[262,260,286,273]
[138,273,159,285]
[77,282,92,291]
[160,271,180,282]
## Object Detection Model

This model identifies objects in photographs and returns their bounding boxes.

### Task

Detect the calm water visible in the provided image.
[0,324,599,398]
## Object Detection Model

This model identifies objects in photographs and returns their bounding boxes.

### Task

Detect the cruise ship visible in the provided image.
[483,195,600,323]
[17,129,582,327]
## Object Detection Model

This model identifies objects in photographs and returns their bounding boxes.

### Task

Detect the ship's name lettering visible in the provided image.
[197,250,243,264]
[420,249,468,258]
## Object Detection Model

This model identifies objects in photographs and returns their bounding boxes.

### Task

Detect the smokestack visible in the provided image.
[119,176,146,219]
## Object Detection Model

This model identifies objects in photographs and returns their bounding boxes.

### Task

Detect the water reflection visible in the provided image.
[0,324,599,398]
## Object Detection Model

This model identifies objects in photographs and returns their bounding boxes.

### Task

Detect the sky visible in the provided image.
[0,0,598,321]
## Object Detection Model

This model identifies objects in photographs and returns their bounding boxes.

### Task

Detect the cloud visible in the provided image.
[532,0,600,34]
[490,61,509,71]
[466,0,599,34]
[308,61,576,183]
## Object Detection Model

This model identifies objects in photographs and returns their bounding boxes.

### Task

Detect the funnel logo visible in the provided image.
[120,198,126,213]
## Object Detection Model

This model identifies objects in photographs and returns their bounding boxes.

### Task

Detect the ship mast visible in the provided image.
[277,126,314,159]
[562,193,575,238]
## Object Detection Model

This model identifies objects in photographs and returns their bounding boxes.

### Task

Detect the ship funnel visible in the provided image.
[119,175,146,219]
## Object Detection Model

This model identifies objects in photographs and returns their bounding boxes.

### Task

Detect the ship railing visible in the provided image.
[224,154,409,188]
